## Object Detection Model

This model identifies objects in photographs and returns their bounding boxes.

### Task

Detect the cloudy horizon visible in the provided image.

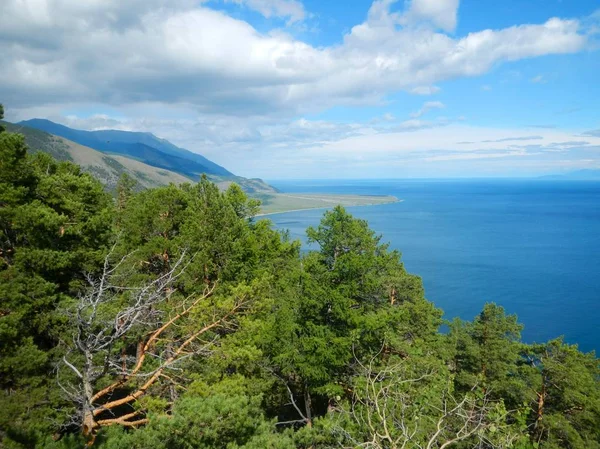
[1,0,599,178]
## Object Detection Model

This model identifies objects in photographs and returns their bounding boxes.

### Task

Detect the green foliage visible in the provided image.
[226,183,261,219]
[451,303,526,405]
[0,124,598,448]
[0,126,114,447]
[328,352,528,449]
[249,206,443,429]
[525,339,600,449]
[116,173,137,211]
[47,377,296,449]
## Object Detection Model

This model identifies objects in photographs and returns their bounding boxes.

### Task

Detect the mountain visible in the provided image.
[3,121,277,194]
[540,169,600,181]
[2,121,190,190]
[13,119,277,194]
[19,119,232,177]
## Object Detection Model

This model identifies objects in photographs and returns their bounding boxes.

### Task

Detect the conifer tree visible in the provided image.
[451,303,526,407]
[0,103,5,132]
[0,116,114,446]
[1,116,599,448]
[259,206,442,427]
[526,339,600,449]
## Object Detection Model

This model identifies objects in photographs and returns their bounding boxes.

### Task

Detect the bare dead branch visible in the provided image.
[57,247,247,443]
[332,355,517,449]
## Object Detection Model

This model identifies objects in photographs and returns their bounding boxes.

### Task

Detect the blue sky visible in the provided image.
[1,0,599,178]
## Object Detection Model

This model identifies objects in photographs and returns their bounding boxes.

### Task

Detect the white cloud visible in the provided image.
[0,0,590,116]
[225,0,306,23]
[410,85,442,95]
[11,101,600,178]
[239,119,595,176]
[284,125,600,177]
[1,0,597,178]
[481,85,492,91]
[410,101,445,118]
[405,0,460,32]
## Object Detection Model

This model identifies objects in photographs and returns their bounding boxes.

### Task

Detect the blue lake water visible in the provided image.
[266,179,600,354]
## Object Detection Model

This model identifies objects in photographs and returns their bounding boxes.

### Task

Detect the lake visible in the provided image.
[266,179,600,354]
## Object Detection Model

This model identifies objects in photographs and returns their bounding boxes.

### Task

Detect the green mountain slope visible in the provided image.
[19,118,233,177]
[3,121,278,194]
[3,121,194,189]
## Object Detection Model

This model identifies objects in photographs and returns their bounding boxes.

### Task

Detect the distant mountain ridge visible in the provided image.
[5,120,278,195]
[3,121,190,190]
[19,119,233,178]
[540,169,600,180]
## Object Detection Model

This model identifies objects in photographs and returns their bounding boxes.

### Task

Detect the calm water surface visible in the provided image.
[266,179,600,353]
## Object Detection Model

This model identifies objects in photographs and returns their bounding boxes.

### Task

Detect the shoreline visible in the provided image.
[256,197,403,218]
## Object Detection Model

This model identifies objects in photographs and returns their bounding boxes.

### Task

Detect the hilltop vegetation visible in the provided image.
[1,108,599,449]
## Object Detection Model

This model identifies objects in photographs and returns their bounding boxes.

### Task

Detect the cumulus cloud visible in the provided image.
[531,75,546,83]
[0,0,597,178]
[225,0,306,23]
[0,0,591,116]
[404,0,460,32]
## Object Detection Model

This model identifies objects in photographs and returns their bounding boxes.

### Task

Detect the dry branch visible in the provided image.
[334,353,518,449]
[57,247,245,443]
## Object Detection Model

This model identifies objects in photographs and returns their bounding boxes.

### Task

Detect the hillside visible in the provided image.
[2,121,190,189]
[5,120,399,213]
[3,121,278,194]
[20,119,233,178]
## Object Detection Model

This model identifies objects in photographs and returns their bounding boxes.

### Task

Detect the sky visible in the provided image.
[1,0,599,179]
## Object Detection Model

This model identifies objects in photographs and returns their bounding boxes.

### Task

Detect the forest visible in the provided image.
[1,105,599,449]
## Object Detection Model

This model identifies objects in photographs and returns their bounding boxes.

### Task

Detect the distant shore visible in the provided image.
[256,193,401,217]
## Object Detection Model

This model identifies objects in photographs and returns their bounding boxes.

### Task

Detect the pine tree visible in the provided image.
[0,121,114,447]
[259,206,442,427]
[526,339,600,449]
[451,303,527,406]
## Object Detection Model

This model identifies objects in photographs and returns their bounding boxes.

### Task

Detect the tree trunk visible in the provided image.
[82,351,98,442]
[82,409,96,441]
[535,383,546,428]
[303,384,313,428]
